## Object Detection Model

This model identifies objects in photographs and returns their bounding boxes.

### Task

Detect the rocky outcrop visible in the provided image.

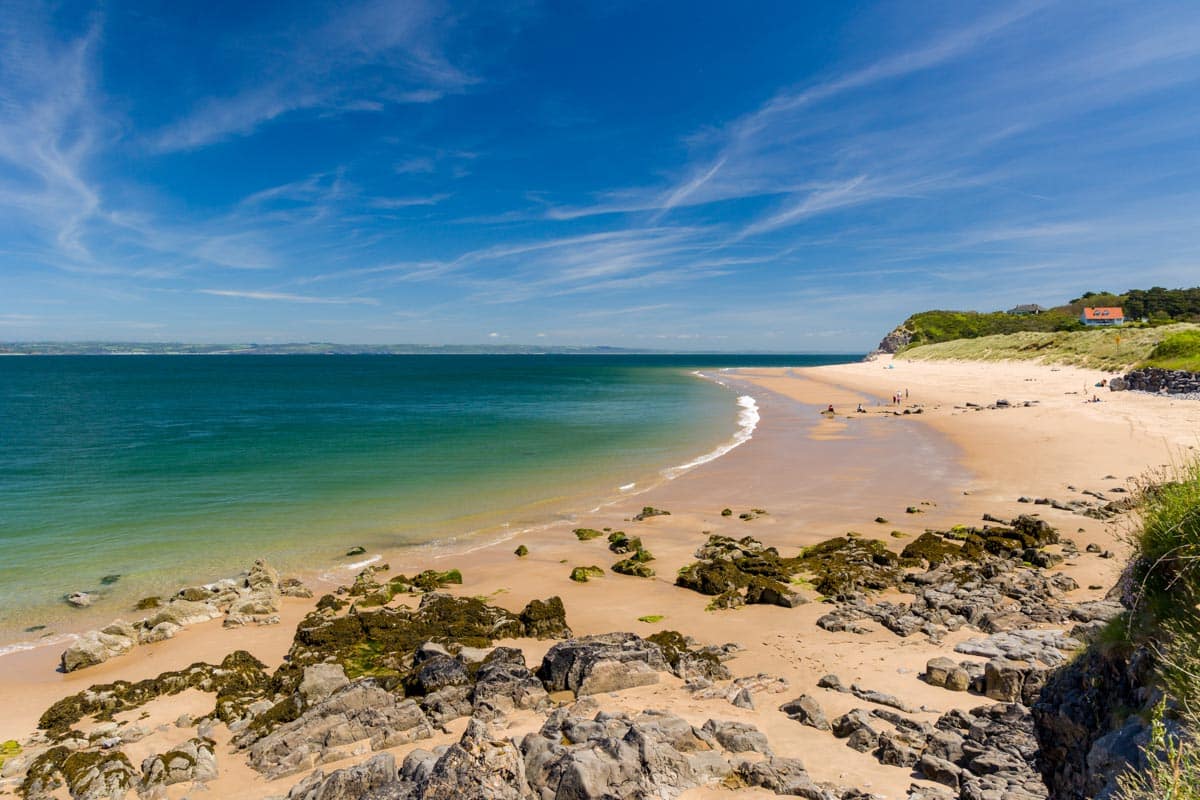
[779,695,830,731]
[285,752,400,800]
[469,646,550,720]
[60,560,310,672]
[60,625,138,673]
[417,718,529,799]
[38,650,272,736]
[20,747,138,800]
[278,592,569,702]
[139,736,218,788]
[814,519,1089,643]
[537,632,668,695]
[243,680,435,779]
[675,535,806,609]
[286,706,868,800]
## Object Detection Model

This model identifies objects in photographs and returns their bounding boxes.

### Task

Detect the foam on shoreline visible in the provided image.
[662,393,759,480]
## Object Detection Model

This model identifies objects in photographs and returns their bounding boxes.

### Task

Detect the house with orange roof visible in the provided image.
[1081,307,1125,326]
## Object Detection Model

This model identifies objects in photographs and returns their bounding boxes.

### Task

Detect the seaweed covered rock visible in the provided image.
[676,558,751,595]
[612,546,656,578]
[675,535,805,608]
[348,567,464,607]
[139,736,218,788]
[633,506,671,521]
[22,747,137,800]
[645,630,734,681]
[39,650,271,736]
[281,593,536,693]
[606,531,640,554]
[538,632,669,695]
[744,577,805,608]
[568,565,604,583]
[900,532,964,568]
[572,528,603,541]
[518,596,571,639]
[796,536,903,596]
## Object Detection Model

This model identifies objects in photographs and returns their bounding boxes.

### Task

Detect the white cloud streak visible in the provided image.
[150,0,476,153]
[198,289,378,305]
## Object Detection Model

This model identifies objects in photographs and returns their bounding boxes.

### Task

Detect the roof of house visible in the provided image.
[1008,304,1045,313]
[1082,307,1124,320]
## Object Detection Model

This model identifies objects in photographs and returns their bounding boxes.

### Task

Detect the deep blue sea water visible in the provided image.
[0,354,854,640]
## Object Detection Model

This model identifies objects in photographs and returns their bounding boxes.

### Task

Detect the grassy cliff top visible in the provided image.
[895,323,1199,372]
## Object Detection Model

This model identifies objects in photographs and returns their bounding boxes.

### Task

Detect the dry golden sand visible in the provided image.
[2,357,1199,798]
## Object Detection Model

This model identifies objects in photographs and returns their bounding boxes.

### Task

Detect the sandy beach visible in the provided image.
[3,356,1198,799]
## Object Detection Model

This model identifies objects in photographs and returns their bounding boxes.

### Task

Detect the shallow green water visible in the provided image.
[0,353,852,641]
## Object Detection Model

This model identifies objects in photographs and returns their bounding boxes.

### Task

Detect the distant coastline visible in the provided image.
[0,342,859,356]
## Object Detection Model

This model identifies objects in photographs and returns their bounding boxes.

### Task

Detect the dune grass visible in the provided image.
[896,323,1198,372]
[1116,460,1200,798]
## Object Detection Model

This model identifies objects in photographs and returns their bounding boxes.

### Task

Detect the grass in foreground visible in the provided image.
[1116,460,1200,798]
[897,323,1198,372]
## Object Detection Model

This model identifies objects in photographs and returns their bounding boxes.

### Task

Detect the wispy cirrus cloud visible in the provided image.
[149,0,477,153]
[198,289,378,305]
[0,7,107,264]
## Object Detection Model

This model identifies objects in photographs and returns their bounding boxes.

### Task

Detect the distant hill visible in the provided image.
[873,286,1200,356]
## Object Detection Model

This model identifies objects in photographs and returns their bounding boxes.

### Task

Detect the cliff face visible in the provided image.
[864,325,912,360]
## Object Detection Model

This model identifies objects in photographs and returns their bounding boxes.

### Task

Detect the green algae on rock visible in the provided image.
[607,532,640,554]
[612,546,656,578]
[22,746,136,800]
[676,535,804,608]
[572,528,604,541]
[38,650,271,736]
[569,566,606,582]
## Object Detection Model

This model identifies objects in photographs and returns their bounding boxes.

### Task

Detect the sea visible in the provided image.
[0,353,855,647]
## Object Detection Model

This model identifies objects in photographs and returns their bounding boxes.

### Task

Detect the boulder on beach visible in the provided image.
[61,628,136,673]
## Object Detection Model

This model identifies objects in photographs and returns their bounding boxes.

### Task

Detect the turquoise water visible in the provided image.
[0,354,852,639]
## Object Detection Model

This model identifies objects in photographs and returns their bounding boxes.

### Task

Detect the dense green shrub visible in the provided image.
[1143,330,1200,372]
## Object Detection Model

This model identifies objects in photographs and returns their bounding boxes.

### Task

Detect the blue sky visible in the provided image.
[2,1,1199,350]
